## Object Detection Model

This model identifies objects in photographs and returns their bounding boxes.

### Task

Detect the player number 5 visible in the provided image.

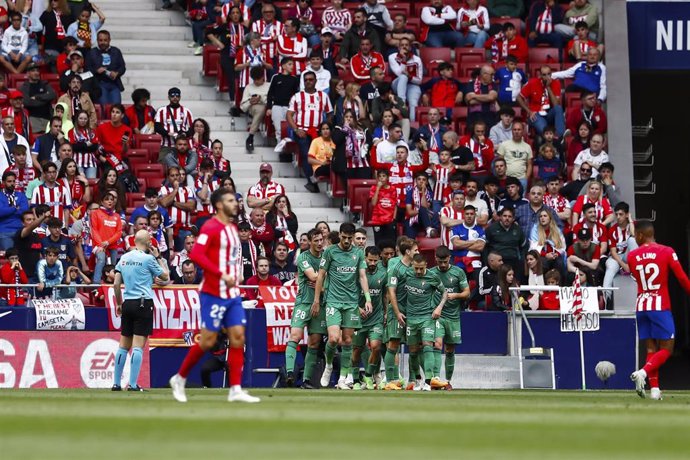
[636,263,660,290]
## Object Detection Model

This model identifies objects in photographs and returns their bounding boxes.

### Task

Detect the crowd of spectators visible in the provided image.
[0,0,627,313]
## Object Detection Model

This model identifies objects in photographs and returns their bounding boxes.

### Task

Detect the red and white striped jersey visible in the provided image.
[251,19,283,59]
[389,161,414,208]
[158,185,196,228]
[124,233,158,251]
[235,45,268,88]
[459,135,494,171]
[68,127,99,169]
[572,221,608,246]
[608,224,632,256]
[208,156,230,174]
[277,33,309,74]
[432,164,455,201]
[220,1,250,23]
[195,177,222,215]
[534,6,554,34]
[191,218,243,299]
[247,180,286,201]
[154,105,194,147]
[440,205,464,249]
[4,165,35,193]
[572,195,613,224]
[58,177,85,206]
[629,243,690,312]
[322,7,352,34]
[543,192,571,232]
[31,183,72,222]
[288,90,333,136]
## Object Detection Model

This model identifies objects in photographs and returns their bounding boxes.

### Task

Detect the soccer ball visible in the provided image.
[595,361,616,383]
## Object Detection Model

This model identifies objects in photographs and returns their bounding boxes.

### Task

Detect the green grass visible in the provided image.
[1,389,689,459]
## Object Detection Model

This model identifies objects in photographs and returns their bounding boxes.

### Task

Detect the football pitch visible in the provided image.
[2,389,690,460]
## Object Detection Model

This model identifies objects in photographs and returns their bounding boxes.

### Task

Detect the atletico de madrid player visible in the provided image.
[628,221,690,400]
[169,188,260,403]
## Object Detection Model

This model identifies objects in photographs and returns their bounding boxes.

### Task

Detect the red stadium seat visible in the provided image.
[420,48,452,66]
[564,92,581,109]
[345,179,376,214]
[134,134,162,160]
[43,73,61,96]
[7,73,27,89]
[460,62,485,78]
[217,60,230,93]
[426,61,458,77]
[203,45,220,77]
[327,168,346,199]
[339,67,355,84]
[126,192,145,208]
[387,3,412,15]
[455,47,486,66]
[490,17,525,34]
[127,149,149,165]
[132,163,165,181]
[528,47,560,64]
[529,62,562,78]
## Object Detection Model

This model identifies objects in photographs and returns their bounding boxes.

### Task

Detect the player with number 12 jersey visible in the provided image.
[628,221,690,400]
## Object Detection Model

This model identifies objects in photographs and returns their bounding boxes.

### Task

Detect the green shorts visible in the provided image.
[384,314,405,343]
[353,323,384,347]
[325,304,361,329]
[405,318,437,346]
[437,317,462,344]
[290,303,327,335]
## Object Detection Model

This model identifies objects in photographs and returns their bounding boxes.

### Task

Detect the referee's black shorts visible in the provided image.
[121,299,154,337]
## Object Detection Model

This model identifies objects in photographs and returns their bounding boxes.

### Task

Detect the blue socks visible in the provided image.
[129,347,143,389]
[113,347,128,387]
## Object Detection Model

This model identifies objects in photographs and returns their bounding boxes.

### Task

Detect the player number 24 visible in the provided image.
[636,263,660,290]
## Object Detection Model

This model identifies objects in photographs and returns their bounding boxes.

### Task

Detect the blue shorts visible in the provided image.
[199,293,246,332]
[637,310,675,340]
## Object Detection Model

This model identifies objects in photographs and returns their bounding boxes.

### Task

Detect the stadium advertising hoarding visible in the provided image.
[261,285,302,352]
[105,286,201,346]
[0,331,149,388]
[559,287,600,332]
[627,1,690,70]
[33,298,86,330]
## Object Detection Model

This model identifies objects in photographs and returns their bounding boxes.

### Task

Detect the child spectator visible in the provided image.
[188,0,212,56]
[36,246,64,298]
[431,149,457,213]
[495,55,526,105]
[0,247,28,306]
[57,265,91,300]
[41,217,76,272]
[538,269,561,310]
[566,21,603,63]
[0,12,32,75]
[5,145,35,194]
[419,62,464,118]
[535,143,562,182]
[533,125,565,166]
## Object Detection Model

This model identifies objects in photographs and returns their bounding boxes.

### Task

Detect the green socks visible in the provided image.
[285,341,298,373]
[384,348,397,381]
[445,352,455,381]
[423,345,434,381]
[433,349,442,378]
[303,347,318,382]
[409,352,420,380]
[340,345,352,379]
[325,342,337,365]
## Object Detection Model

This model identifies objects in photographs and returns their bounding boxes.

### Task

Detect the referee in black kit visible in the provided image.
[111,230,170,391]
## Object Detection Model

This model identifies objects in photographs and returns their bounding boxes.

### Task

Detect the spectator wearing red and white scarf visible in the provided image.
[459,120,495,176]
[370,142,429,212]
[566,20,602,62]
[484,22,528,64]
[388,38,422,122]
[527,0,564,49]
[456,0,490,48]
[517,68,565,139]
[421,0,462,48]
[404,171,438,238]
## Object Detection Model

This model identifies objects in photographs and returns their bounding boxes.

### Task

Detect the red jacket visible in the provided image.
[566,105,607,136]
[244,275,282,307]
[350,51,386,82]
[0,262,28,305]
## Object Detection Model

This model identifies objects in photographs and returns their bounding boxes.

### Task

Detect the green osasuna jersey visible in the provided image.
[359,264,387,326]
[387,256,411,314]
[403,268,444,319]
[320,244,366,306]
[430,266,469,320]
[294,250,321,305]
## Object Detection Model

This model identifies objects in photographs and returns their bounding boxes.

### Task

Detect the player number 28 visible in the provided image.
[636,263,660,290]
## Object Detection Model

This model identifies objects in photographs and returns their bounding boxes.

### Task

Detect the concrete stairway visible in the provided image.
[99,0,345,233]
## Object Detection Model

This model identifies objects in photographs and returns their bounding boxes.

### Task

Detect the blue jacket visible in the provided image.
[0,189,29,234]
[87,45,126,91]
